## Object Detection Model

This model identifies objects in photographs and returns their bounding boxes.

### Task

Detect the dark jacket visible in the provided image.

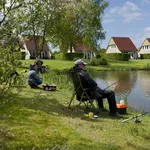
[70,65,97,89]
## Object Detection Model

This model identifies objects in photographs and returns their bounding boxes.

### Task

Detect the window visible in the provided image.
[109,44,116,49]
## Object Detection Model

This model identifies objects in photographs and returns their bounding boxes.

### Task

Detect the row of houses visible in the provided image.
[106,37,150,59]
[21,36,150,60]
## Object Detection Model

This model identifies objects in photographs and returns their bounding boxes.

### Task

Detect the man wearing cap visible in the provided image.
[70,59,123,118]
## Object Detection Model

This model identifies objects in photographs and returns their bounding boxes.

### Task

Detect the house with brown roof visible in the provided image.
[106,37,138,59]
[67,43,95,59]
[21,35,51,59]
[138,38,150,55]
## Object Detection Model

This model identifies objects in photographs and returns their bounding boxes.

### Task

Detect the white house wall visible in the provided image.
[106,38,121,53]
[139,39,150,54]
[20,43,30,59]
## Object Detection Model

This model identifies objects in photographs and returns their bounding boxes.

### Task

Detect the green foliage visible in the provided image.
[96,49,107,59]
[141,54,150,59]
[42,69,72,90]
[0,48,25,102]
[106,53,129,61]
[49,0,108,53]
[64,53,84,60]
[21,52,26,60]
[90,58,108,66]
[54,52,64,60]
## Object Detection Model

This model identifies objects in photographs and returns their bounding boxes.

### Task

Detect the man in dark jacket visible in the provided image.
[71,59,123,118]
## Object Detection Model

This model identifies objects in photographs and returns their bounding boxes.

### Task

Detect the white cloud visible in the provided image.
[107,1,143,23]
[142,0,150,4]
[144,27,150,32]
[133,26,150,48]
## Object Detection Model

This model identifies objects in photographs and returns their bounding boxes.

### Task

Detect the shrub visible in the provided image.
[21,52,26,60]
[141,54,150,59]
[0,48,24,102]
[54,52,64,60]
[64,53,84,60]
[90,58,108,66]
[106,53,129,61]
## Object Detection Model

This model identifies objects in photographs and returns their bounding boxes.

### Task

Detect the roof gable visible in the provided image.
[112,37,137,52]
[146,38,150,43]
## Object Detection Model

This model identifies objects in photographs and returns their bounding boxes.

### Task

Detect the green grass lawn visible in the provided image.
[20,59,150,71]
[1,59,150,149]
[0,86,150,150]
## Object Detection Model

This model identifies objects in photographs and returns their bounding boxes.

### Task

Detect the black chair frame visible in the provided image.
[68,72,98,109]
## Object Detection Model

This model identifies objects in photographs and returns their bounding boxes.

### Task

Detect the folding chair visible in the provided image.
[68,72,98,110]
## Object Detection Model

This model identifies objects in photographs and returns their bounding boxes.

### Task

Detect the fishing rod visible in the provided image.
[103,71,136,90]
[122,111,150,123]
[104,80,120,90]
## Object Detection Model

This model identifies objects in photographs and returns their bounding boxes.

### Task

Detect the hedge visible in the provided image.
[64,53,84,60]
[140,54,150,59]
[106,53,129,61]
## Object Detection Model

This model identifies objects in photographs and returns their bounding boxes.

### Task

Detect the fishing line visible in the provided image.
[103,71,136,91]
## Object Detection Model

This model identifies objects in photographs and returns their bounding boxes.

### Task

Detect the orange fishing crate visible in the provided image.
[116,104,127,114]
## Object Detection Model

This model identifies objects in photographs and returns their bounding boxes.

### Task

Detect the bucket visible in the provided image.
[117,103,127,114]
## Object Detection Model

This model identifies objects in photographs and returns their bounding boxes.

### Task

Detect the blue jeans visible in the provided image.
[28,79,42,86]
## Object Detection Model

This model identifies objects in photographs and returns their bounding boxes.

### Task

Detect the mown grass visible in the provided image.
[20,59,150,71]
[1,59,150,149]
[0,85,150,150]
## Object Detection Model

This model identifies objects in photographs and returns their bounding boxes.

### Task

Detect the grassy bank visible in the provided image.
[1,59,150,149]
[20,59,150,71]
[0,85,150,150]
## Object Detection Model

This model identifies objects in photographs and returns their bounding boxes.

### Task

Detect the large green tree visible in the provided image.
[21,0,65,57]
[49,0,108,52]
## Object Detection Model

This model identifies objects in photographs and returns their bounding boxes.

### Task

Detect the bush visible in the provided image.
[64,53,84,60]
[96,54,101,58]
[51,55,55,59]
[140,54,150,59]
[21,52,26,60]
[90,58,108,66]
[0,48,24,102]
[54,52,64,60]
[106,53,129,61]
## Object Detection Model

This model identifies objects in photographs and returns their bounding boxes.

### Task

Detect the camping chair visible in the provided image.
[68,72,99,110]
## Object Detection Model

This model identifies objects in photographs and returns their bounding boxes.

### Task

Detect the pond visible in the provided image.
[93,70,150,113]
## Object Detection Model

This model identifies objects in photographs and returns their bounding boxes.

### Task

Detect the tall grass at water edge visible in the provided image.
[40,67,98,90]
[41,70,72,90]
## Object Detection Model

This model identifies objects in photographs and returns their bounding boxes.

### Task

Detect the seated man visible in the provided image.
[27,64,42,88]
[71,59,123,118]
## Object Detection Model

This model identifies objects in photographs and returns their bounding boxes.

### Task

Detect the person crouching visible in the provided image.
[27,64,42,88]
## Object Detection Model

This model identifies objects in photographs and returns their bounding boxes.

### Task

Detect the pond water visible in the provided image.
[93,70,150,113]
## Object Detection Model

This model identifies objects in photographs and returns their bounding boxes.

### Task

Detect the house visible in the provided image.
[106,37,138,59]
[67,44,95,60]
[21,35,51,59]
[138,38,150,55]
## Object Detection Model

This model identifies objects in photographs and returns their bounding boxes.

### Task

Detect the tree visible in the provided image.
[49,0,108,53]
[21,0,65,58]
[0,0,26,103]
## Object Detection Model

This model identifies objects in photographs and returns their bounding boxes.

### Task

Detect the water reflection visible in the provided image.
[93,70,150,112]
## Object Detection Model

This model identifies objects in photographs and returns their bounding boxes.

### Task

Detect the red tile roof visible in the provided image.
[74,44,91,52]
[146,38,150,43]
[112,37,137,52]
[25,40,49,52]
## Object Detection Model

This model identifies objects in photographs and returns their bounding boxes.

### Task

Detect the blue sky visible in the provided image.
[101,0,150,49]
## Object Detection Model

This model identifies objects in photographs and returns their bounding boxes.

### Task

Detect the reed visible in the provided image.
[42,70,72,90]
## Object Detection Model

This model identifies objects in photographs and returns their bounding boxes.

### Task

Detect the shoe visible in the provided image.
[109,112,123,118]
[99,107,109,112]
